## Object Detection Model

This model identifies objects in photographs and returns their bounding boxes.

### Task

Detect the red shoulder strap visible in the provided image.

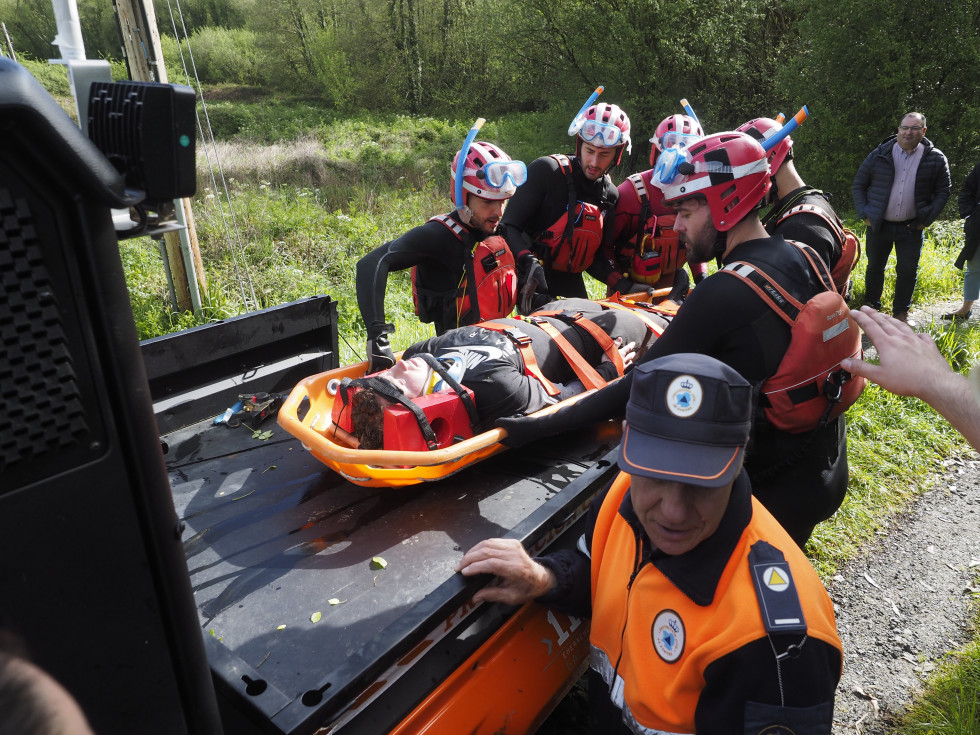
[428,213,466,241]
[628,173,649,207]
[719,261,804,327]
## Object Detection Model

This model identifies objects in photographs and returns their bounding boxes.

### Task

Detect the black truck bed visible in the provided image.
[163,367,621,734]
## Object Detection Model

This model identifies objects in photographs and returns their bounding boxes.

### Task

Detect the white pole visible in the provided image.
[50,0,86,60]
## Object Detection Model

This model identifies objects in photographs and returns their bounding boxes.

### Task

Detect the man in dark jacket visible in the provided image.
[944,161,980,320]
[852,112,951,323]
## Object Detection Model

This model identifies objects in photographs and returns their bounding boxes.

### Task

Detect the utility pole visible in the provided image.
[113,0,207,314]
[1,22,16,60]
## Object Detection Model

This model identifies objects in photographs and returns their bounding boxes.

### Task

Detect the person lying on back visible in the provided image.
[346,298,666,448]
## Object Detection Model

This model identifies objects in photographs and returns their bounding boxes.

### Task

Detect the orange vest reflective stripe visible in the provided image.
[589,473,841,733]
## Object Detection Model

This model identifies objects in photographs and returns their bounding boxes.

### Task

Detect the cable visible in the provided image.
[162,0,259,312]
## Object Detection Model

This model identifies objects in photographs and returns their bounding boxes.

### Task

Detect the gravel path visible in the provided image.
[832,298,980,733]
[830,454,980,733]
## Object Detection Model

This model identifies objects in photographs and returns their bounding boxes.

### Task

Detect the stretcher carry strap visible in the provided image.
[530,309,624,375]
[339,376,440,450]
[601,298,669,336]
[528,317,607,390]
[412,352,480,432]
[475,322,561,396]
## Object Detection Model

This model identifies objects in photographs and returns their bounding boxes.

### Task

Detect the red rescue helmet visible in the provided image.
[654,131,771,232]
[573,102,632,165]
[450,141,526,206]
[737,117,793,173]
[649,114,704,167]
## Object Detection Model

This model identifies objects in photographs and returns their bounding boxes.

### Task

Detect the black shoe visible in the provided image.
[942,310,973,321]
[893,311,915,326]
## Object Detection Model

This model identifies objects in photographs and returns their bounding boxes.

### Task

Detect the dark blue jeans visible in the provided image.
[863,220,924,313]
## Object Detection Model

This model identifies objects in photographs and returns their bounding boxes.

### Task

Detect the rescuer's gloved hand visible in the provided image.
[366,322,396,374]
[667,267,690,304]
[606,274,636,297]
[517,252,548,316]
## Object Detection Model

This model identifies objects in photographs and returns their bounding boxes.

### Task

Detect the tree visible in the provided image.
[778,0,980,211]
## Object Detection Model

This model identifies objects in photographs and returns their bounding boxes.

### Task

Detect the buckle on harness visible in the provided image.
[502,326,532,347]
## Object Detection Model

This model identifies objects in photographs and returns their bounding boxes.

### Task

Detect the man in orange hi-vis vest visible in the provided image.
[457,353,842,733]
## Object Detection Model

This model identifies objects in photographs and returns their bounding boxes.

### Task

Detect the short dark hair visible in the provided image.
[350,388,386,450]
[902,111,926,128]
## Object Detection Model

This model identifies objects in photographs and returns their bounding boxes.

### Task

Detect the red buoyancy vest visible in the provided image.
[621,173,687,285]
[720,242,866,433]
[774,203,862,297]
[412,214,518,327]
[535,155,606,273]
[589,473,841,733]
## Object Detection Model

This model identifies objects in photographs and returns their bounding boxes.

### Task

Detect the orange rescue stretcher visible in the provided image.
[277,293,678,487]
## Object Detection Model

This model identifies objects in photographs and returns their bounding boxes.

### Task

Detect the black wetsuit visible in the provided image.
[500,155,620,298]
[762,187,843,272]
[499,237,849,547]
[356,211,485,336]
[403,299,661,430]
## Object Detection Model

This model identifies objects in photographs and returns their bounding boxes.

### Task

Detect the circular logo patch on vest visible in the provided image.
[757,726,798,735]
[665,375,702,418]
[651,609,685,663]
[763,565,791,592]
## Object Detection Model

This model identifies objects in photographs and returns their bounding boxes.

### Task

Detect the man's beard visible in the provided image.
[681,221,722,264]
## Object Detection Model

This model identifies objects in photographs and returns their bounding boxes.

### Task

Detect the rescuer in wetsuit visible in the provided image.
[496,131,851,547]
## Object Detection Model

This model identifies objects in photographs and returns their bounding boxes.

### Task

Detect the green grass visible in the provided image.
[897,633,980,734]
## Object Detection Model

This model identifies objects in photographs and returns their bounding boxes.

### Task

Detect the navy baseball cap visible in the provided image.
[619,353,753,487]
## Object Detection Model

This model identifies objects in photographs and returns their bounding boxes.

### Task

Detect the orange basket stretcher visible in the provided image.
[277,293,678,488]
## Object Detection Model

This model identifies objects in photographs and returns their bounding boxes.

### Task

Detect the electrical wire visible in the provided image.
[161,0,259,313]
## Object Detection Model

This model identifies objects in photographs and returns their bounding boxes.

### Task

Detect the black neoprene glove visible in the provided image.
[365,322,396,374]
[668,267,691,304]
[517,252,549,316]
[606,274,636,296]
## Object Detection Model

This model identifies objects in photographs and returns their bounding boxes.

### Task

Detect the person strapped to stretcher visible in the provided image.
[338,298,667,451]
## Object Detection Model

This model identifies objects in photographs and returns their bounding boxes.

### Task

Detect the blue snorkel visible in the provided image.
[680,98,700,126]
[761,106,809,154]
[455,117,486,224]
[567,86,604,136]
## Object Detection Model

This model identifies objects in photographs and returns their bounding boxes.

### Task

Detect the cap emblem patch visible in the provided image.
[666,374,702,418]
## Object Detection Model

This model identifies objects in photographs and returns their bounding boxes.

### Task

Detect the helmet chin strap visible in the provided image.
[713,228,728,263]
[458,193,473,225]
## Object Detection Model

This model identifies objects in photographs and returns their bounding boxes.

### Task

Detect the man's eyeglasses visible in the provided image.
[899,125,924,132]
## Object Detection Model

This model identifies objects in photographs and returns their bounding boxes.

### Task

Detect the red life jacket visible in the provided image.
[720,242,866,433]
[411,214,518,327]
[620,173,687,284]
[535,154,606,273]
[773,203,861,297]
